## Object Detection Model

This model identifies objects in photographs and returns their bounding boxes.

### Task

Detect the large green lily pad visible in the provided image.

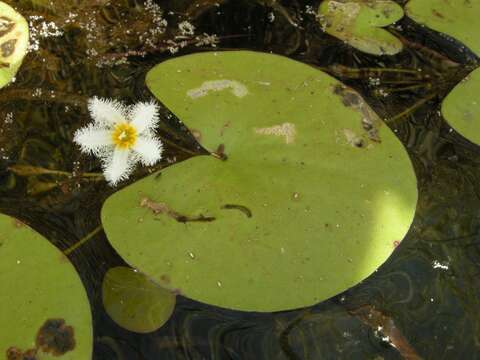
[102,51,417,312]
[0,1,29,89]
[442,68,480,145]
[406,0,480,56]
[318,0,404,56]
[0,214,92,359]
[102,266,176,333]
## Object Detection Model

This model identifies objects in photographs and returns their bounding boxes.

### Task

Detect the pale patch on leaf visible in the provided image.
[187,79,249,99]
[254,122,296,144]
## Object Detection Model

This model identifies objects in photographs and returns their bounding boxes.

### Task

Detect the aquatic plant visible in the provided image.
[317,0,404,56]
[101,51,418,312]
[0,214,92,359]
[406,0,480,146]
[406,0,480,56]
[73,97,164,185]
[102,266,176,334]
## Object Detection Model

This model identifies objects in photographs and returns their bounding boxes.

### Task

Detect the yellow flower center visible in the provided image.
[112,122,137,149]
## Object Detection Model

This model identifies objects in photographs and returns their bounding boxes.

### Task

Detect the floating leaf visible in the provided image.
[406,0,480,56]
[442,68,480,146]
[102,51,417,312]
[318,0,404,55]
[0,1,29,89]
[0,214,92,359]
[102,266,176,333]
[406,1,480,144]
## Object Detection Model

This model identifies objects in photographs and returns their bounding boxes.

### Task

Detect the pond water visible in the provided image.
[1,0,480,359]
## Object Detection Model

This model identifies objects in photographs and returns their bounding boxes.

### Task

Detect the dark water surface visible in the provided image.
[1,0,480,359]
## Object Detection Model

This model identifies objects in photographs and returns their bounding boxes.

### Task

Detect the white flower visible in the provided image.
[74,97,163,186]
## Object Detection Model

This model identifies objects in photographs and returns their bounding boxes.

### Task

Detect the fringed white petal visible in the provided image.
[88,96,128,126]
[103,148,133,186]
[73,124,113,154]
[129,101,160,134]
[132,136,163,166]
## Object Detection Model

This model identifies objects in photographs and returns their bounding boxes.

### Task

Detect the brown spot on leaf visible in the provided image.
[6,347,23,360]
[160,274,171,284]
[431,9,445,19]
[13,219,25,228]
[140,197,216,223]
[1,39,17,58]
[342,129,366,148]
[219,121,231,136]
[212,143,227,160]
[0,17,15,37]
[220,204,252,218]
[6,347,38,360]
[21,349,37,360]
[332,84,382,143]
[36,319,75,356]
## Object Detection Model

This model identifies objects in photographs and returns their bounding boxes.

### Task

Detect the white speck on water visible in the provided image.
[217,281,222,288]
[188,252,196,259]
[432,260,449,270]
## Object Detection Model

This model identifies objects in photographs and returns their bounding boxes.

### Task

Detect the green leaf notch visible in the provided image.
[0,214,92,359]
[102,266,176,333]
[406,0,480,146]
[318,0,404,56]
[0,1,29,89]
[406,0,480,56]
[101,51,418,312]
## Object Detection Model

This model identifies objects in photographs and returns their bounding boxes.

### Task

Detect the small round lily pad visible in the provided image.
[406,0,480,56]
[318,0,404,56]
[0,214,92,359]
[0,1,29,89]
[102,51,417,312]
[442,68,480,145]
[102,266,176,333]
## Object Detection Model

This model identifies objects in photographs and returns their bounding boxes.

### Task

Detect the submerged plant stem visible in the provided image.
[64,225,103,256]
[387,93,437,123]
[158,135,199,157]
[328,65,426,79]
[0,89,87,106]
[9,165,103,179]
[385,83,432,93]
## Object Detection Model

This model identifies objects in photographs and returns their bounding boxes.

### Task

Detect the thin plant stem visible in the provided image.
[9,164,104,179]
[384,83,431,93]
[330,65,425,76]
[157,135,199,156]
[387,93,437,123]
[64,225,103,256]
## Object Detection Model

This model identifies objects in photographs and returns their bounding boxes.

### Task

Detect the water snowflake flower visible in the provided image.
[74,97,163,186]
